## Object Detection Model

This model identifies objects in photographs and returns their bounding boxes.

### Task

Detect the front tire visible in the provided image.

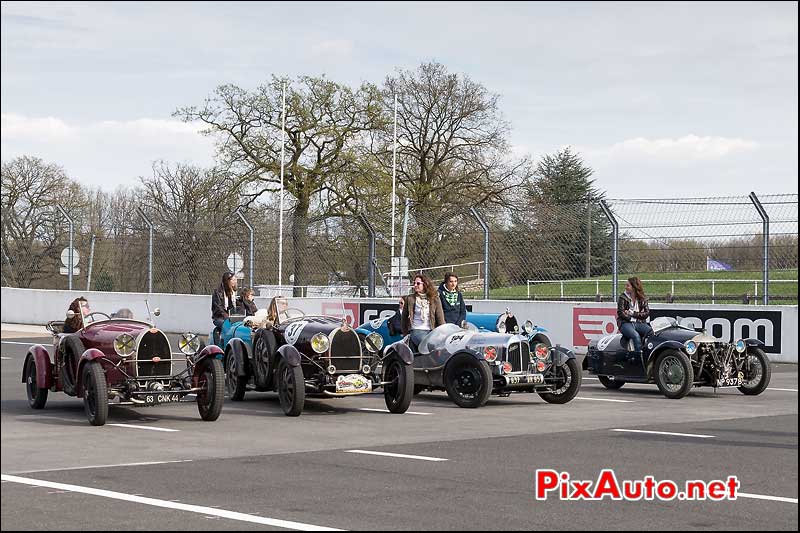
[598,375,626,390]
[225,352,247,401]
[26,357,48,409]
[197,358,224,421]
[654,349,694,399]
[738,348,771,396]
[444,354,493,408]
[277,358,305,417]
[538,358,581,404]
[383,355,413,413]
[252,329,276,390]
[83,361,108,426]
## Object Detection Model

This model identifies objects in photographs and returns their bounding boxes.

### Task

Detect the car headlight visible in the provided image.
[311,333,330,354]
[524,320,534,334]
[179,332,200,355]
[114,333,135,357]
[534,343,549,360]
[483,346,498,362]
[684,340,698,355]
[735,339,746,353]
[365,332,384,353]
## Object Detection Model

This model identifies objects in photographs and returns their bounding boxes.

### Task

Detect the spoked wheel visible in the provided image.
[444,354,493,408]
[197,358,224,421]
[83,361,108,426]
[383,355,413,413]
[654,349,694,399]
[277,358,305,417]
[26,357,48,409]
[225,352,247,401]
[738,348,771,396]
[538,358,581,404]
[598,375,625,390]
[252,330,276,390]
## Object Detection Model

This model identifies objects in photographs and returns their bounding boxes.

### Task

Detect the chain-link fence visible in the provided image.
[2,194,797,304]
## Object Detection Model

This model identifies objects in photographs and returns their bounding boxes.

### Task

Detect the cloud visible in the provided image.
[601,135,759,160]
[310,39,354,57]
[1,113,76,141]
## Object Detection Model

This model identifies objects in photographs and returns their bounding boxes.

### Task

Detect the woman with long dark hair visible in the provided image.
[211,271,238,329]
[63,296,89,333]
[616,276,652,354]
[401,274,445,351]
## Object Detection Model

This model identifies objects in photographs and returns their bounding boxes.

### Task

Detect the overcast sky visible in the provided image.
[1,1,797,199]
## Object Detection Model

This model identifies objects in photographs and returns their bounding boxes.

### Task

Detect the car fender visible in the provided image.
[530,333,553,348]
[645,340,687,376]
[745,339,765,348]
[442,349,485,375]
[75,348,107,396]
[550,345,576,366]
[276,344,302,367]
[384,341,413,365]
[195,344,224,365]
[225,338,251,377]
[22,345,53,389]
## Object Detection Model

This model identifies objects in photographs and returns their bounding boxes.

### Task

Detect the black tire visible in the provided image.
[83,361,108,426]
[654,349,694,399]
[383,355,414,413]
[413,385,426,396]
[62,335,85,396]
[197,358,224,421]
[25,356,48,409]
[738,348,771,396]
[225,351,247,401]
[444,354,493,408]
[598,375,626,390]
[253,329,276,390]
[276,358,305,417]
[538,358,582,404]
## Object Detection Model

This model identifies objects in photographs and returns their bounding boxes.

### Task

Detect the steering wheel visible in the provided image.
[84,311,111,323]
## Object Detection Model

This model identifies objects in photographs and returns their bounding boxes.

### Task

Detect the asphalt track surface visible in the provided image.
[1,329,797,530]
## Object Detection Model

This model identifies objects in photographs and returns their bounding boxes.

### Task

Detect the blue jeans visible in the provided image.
[619,322,652,353]
[409,329,429,352]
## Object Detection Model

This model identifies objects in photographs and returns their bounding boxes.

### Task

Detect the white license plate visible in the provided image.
[143,393,183,405]
[506,374,544,385]
[335,374,372,394]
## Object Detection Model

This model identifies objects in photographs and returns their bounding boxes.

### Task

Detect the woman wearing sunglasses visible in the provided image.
[401,274,445,351]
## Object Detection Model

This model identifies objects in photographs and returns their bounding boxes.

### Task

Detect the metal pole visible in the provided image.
[399,198,411,258]
[470,207,490,300]
[86,235,96,291]
[390,93,398,261]
[748,192,769,305]
[599,200,618,298]
[359,213,376,297]
[278,81,287,289]
[586,195,591,278]
[236,208,255,287]
[136,207,154,293]
[55,205,74,290]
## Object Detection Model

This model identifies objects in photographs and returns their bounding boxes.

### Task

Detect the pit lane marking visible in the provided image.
[1,356,11,360]
[1,474,342,531]
[767,388,798,392]
[11,460,193,475]
[345,450,448,462]
[738,492,798,504]
[576,397,635,403]
[108,424,179,432]
[1,341,45,346]
[612,429,715,439]
[357,408,433,415]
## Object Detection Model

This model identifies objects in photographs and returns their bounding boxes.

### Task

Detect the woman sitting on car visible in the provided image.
[401,274,445,352]
[63,296,89,333]
[616,276,653,355]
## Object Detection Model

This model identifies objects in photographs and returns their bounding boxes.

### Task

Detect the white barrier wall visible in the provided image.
[2,287,796,363]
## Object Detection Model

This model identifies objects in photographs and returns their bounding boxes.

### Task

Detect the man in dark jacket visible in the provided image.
[438,273,466,326]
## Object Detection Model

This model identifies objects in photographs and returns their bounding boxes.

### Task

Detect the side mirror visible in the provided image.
[153,308,161,317]
[66,310,76,319]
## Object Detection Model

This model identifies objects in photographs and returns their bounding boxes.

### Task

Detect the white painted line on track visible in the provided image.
[1,341,44,345]
[1,356,11,360]
[108,424,179,432]
[576,397,635,403]
[12,460,193,475]
[357,408,433,415]
[612,429,715,439]
[738,492,798,504]
[767,388,798,392]
[345,450,448,462]
[1,475,342,531]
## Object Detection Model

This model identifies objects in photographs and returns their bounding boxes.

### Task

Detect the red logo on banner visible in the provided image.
[573,308,618,346]
[321,302,359,326]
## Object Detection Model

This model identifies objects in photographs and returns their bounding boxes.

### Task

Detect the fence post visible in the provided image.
[55,205,74,290]
[236,208,255,288]
[599,200,618,299]
[470,207,490,300]
[748,192,769,305]
[136,207,154,293]
[86,235,96,291]
[358,213,376,298]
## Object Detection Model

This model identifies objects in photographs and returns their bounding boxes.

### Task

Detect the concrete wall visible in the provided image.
[2,287,796,362]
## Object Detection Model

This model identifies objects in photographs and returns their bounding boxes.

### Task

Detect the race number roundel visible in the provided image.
[284,321,309,345]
